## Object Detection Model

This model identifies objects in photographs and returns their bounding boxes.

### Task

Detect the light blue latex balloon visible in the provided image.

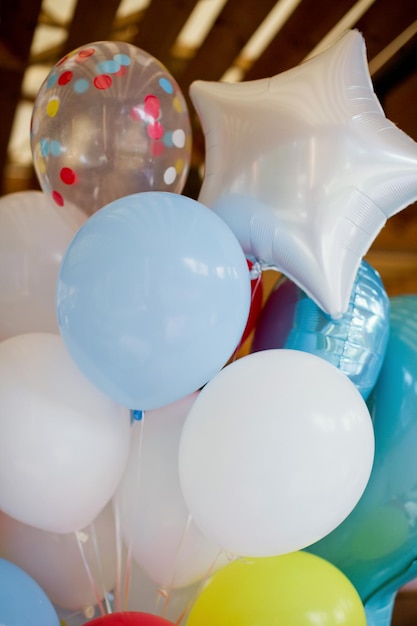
[0,558,60,626]
[56,192,251,410]
[307,296,417,625]
[251,260,390,399]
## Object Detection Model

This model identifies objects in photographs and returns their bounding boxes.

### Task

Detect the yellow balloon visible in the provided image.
[186,551,366,626]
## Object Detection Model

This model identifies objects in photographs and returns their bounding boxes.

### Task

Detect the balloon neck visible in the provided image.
[365,591,396,626]
[364,557,417,626]
[249,259,279,279]
[131,409,144,421]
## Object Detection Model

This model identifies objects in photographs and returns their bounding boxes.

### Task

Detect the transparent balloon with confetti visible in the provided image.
[30,41,192,216]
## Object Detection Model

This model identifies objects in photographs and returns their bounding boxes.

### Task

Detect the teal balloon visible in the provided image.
[0,558,60,626]
[252,260,390,399]
[307,296,417,622]
[56,192,251,410]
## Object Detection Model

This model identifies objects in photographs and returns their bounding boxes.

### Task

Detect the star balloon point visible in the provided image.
[191,29,417,318]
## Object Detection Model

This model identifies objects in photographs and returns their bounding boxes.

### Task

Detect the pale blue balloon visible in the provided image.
[56,192,251,410]
[307,296,417,626]
[252,260,390,399]
[0,558,60,626]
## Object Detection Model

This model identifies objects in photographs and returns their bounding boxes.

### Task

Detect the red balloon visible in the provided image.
[88,613,174,626]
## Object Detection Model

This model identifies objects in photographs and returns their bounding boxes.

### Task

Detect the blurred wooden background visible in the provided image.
[0,1,416,620]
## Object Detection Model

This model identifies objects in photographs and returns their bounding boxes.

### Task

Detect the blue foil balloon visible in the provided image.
[56,192,251,410]
[251,260,389,399]
[307,296,417,626]
[0,558,60,626]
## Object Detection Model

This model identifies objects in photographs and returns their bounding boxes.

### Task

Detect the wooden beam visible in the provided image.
[131,0,199,70]
[382,68,417,142]
[373,33,417,105]
[178,0,278,89]
[0,0,42,194]
[245,0,358,80]
[62,0,122,55]
[356,0,416,60]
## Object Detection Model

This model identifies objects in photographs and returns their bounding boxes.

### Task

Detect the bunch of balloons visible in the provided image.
[1,28,417,626]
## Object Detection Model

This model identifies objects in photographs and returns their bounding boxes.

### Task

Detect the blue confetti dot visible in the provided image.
[74,78,89,94]
[50,140,62,156]
[46,73,58,89]
[163,131,174,147]
[114,53,131,66]
[97,60,120,74]
[40,138,49,157]
[159,77,174,94]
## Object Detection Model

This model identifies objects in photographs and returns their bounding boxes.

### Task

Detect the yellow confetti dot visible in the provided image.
[38,157,46,174]
[59,620,67,626]
[172,96,183,113]
[175,158,184,174]
[47,97,60,117]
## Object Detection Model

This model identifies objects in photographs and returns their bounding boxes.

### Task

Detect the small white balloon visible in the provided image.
[0,191,85,340]
[0,333,131,533]
[179,349,375,557]
[115,393,226,589]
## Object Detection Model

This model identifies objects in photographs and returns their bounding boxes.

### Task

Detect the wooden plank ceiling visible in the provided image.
[0,0,416,297]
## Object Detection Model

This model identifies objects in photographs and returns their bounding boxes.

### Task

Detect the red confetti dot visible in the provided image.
[52,190,64,206]
[144,94,160,120]
[147,121,164,140]
[150,141,165,157]
[78,48,96,59]
[58,71,73,86]
[60,167,77,185]
[94,74,112,90]
[114,65,128,77]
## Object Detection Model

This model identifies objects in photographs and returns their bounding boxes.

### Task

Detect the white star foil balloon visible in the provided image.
[190,30,417,318]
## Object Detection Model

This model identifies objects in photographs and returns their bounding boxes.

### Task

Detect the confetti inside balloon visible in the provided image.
[31,41,192,216]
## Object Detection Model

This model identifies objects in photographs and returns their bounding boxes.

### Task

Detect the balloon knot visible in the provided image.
[249,261,263,279]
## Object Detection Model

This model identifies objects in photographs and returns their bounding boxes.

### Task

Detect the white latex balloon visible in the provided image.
[190,30,417,318]
[115,393,226,589]
[0,333,131,533]
[0,503,117,610]
[0,191,85,339]
[179,349,375,557]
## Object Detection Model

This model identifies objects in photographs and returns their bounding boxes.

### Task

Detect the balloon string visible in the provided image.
[161,513,193,618]
[123,544,133,611]
[89,520,112,614]
[112,499,123,612]
[74,530,106,616]
[123,411,146,610]
[250,271,263,309]
[175,550,226,625]
[155,587,167,615]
